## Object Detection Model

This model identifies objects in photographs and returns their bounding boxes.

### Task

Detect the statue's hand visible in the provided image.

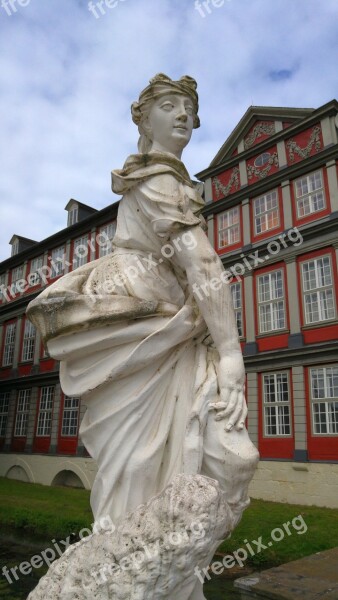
[209,352,247,432]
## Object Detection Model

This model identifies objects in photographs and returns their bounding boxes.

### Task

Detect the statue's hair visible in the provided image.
[131,73,200,153]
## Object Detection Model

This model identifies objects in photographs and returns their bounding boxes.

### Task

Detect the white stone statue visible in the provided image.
[27,73,259,600]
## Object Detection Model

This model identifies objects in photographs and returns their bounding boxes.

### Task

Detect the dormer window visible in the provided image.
[68,207,78,226]
[11,241,19,256]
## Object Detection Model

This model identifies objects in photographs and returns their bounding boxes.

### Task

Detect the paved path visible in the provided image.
[234,547,338,599]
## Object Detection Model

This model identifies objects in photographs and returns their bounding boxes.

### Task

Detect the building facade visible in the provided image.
[197,99,338,507]
[1,99,337,507]
[0,200,118,489]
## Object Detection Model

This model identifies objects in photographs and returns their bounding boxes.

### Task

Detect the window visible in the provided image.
[2,323,16,366]
[61,397,79,436]
[11,241,19,256]
[99,222,116,257]
[263,372,291,436]
[254,152,271,168]
[73,236,89,270]
[0,273,6,302]
[217,207,240,249]
[231,282,243,338]
[29,256,44,287]
[14,389,31,436]
[257,270,285,333]
[311,366,338,435]
[301,256,335,324]
[50,246,65,278]
[295,170,325,219]
[253,191,279,235]
[36,387,54,436]
[0,392,10,437]
[21,320,36,362]
[68,207,78,226]
[11,265,24,294]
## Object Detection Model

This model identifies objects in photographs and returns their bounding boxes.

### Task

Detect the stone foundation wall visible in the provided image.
[249,460,338,508]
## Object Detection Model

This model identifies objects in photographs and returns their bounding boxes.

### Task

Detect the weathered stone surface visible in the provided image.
[235,547,338,599]
[28,474,234,600]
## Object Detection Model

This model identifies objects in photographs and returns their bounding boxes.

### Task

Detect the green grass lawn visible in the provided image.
[0,477,337,568]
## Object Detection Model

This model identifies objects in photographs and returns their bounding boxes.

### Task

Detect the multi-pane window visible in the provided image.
[22,320,36,362]
[68,207,78,226]
[263,372,291,436]
[311,366,338,435]
[0,392,10,437]
[50,246,65,278]
[99,223,116,257]
[230,282,243,338]
[217,207,240,249]
[61,397,79,436]
[295,170,325,219]
[11,241,19,256]
[14,389,31,437]
[253,191,279,235]
[36,387,54,436]
[0,273,7,302]
[11,265,24,294]
[2,323,16,367]
[73,236,89,270]
[257,270,285,333]
[29,256,44,287]
[301,256,335,324]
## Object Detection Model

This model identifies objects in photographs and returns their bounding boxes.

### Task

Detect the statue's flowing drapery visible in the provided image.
[28,153,258,524]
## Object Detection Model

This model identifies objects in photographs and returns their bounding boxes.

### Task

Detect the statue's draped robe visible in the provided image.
[27,153,258,525]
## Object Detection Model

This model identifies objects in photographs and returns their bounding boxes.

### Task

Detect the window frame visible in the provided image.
[61,396,80,437]
[216,205,241,252]
[252,189,281,239]
[310,366,338,437]
[72,235,89,270]
[98,222,116,257]
[300,253,336,326]
[28,256,44,287]
[292,168,331,225]
[68,207,78,227]
[230,281,244,339]
[256,268,287,334]
[262,371,292,438]
[36,386,54,437]
[50,246,66,279]
[21,320,36,363]
[0,392,10,437]
[2,322,16,367]
[14,389,31,437]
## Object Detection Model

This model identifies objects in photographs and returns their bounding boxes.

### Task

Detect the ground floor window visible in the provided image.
[310,366,338,435]
[14,389,31,437]
[36,386,54,436]
[0,392,10,437]
[61,397,79,436]
[263,372,291,436]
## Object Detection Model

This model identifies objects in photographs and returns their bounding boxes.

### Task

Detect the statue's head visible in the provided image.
[131,73,200,156]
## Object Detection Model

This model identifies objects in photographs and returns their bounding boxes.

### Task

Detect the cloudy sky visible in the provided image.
[1,0,337,261]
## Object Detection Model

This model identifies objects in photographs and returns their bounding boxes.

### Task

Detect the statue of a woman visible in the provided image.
[27,73,258,557]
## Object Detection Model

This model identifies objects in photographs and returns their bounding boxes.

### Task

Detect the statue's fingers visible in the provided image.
[236,400,248,431]
[226,392,245,431]
[221,389,239,418]
[208,401,227,411]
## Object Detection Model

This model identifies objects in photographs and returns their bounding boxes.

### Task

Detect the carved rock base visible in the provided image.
[27,474,235,600]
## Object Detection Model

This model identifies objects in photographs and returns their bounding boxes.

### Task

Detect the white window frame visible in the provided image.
[295,170,326,219]
[21,320,36,362]
[61,396,80,437]
[98,222,116,257]
[253,190,280,236]
[230,282,243,338]
[263,372,292,437]
[310,366,338,436]
[301,255,336,325]
[217,206,240,249]
[257,270,286,334]
[0,392,10,437]
[0,273,7,302]
[11,241,19,256]
[50,246,66,279]
[14,389,31,437]
[2,323,16,367]
[36,387,54,437]
[73,236,89,270]
[11,265,24,294]
[29,256,44,287]
[68,207,78,226]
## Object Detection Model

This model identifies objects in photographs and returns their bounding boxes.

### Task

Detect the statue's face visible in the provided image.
[144,93,195,156]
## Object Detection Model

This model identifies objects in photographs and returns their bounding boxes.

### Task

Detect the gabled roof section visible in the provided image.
[9,235,38,246]
[210,106,314,167]
[64,198,98,213]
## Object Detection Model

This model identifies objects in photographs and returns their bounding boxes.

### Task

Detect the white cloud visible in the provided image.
[0,0,337,260]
